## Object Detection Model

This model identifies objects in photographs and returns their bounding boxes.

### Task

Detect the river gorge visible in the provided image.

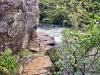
[0,0,100,75]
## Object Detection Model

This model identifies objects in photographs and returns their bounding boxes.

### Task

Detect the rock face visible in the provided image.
[0,0,39,53]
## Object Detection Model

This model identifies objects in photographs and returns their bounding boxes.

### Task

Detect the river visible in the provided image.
[37,24,64,46]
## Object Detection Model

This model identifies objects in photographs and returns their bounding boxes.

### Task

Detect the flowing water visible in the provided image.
[37,24,64,46]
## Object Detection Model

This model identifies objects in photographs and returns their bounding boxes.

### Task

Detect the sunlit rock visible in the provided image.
[22,56,54,75]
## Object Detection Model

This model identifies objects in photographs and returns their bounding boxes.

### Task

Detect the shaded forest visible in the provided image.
[40,0,100,27]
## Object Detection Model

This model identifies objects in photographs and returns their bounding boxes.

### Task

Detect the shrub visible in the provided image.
[47,48,65,75]
[0,48,17,75]
[62,15,100,74]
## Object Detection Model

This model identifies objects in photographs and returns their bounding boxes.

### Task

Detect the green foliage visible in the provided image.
[54,59,65,75]
[19,49,33,57]
[62,15,100,74]
[40,0,100,27]
[47,48,65,75]
[40,0,68,25]
[0,48,17,75]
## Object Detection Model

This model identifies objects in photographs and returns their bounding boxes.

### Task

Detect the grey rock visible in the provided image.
[0,0,39,53]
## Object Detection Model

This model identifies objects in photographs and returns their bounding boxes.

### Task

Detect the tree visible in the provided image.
[40,0,100,27]
[62,15,100,74]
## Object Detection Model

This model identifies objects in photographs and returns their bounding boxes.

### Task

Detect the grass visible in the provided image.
[19,49,33,57]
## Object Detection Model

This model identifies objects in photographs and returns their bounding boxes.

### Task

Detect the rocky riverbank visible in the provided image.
[17,32,55,75]
[0,0,55,75]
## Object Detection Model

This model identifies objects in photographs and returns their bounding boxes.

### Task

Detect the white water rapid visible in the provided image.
[37,24,64,45]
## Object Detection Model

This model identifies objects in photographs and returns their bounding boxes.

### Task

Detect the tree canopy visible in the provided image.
[39,0,100,27]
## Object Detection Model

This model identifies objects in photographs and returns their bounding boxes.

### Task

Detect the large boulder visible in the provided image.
[0,0,39,53]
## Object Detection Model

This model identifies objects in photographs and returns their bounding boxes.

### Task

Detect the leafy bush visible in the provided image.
[47,48,65,75]
[0,48,17,75]
[62,15,100,74]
